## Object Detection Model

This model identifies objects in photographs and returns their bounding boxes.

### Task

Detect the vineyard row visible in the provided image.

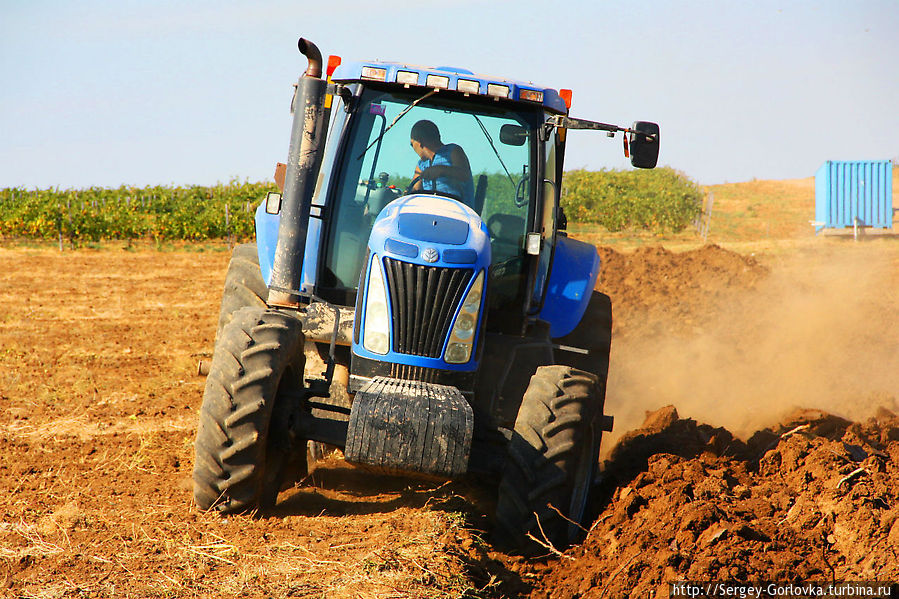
[0,168,703,242]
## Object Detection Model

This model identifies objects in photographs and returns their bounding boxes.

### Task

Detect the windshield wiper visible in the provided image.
[357,89,438,159]
[472,114,516,188]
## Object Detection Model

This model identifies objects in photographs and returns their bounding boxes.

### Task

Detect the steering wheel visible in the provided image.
[404,175,422,195]
[403,175,464,202]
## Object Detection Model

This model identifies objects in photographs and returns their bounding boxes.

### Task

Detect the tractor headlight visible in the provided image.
[454,313,475,339]
[445,343,470,363]
[363,257,390,355]
[445,271,484,364]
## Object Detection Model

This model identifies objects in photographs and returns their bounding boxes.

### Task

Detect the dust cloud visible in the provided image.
[603,244,899,445]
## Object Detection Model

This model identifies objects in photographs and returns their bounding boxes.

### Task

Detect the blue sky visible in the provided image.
[1,0,896,189]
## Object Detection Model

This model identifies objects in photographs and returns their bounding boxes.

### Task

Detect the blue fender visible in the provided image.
[254,203,279,286]
[539,236,601,338]
[253,202,320,294]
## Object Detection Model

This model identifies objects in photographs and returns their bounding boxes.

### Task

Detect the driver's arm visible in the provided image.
[411,165,424,190]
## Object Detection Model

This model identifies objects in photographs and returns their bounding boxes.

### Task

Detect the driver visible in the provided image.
[409,120,475,207]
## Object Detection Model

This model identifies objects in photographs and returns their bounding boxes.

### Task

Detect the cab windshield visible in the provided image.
[320,86,541,314]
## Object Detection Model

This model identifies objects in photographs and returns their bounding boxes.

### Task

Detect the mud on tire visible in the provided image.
[495,365,603,550]
[193,306,305,513]
[215,244,268,342]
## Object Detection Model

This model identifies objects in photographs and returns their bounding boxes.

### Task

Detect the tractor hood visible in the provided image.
[368,195,491,270]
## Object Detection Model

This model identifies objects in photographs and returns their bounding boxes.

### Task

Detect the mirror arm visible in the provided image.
[540,121,554,142]
[335,84,354,111]
[546,115,658,141]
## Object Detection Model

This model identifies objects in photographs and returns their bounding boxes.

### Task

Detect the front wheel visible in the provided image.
[193,306,306,513]
[494,365,603,550]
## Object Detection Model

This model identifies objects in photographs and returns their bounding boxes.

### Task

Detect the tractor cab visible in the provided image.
[318,77,544,330]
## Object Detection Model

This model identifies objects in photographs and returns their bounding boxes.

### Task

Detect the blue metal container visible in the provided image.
[814,160,893,233]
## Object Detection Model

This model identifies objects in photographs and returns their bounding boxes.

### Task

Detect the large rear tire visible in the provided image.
[215,243,268,342]
[495,365,603,550]
[193,306,305,513]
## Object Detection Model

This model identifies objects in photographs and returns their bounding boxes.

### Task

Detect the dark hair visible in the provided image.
[410,120,441,145]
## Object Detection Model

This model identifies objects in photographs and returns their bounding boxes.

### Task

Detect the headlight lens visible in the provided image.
[445,343,470,363]
[445,271,483,364]
[454,313,475,338]
[363,257,390,354]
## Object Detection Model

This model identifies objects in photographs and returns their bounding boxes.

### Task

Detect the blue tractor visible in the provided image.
[192,38,659,549]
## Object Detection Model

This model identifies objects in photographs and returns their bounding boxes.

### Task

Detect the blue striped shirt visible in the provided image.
[417,143,475,207]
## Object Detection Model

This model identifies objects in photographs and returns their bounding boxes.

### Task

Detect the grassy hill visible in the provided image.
[708,177,816,240]
[569,165,898,252]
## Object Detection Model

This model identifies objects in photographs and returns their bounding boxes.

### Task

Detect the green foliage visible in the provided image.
[561,167,703,232]
[478,171,523,223]
[0,168,702,242]
[0,180,277,242]
[394,167,702,235]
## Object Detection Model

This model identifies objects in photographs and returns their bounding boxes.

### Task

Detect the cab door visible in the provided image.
[529,126,563,313]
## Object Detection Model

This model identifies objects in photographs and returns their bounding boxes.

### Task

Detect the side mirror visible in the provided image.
[500,124,527,146]
[629,121,660,169]
[265,191,282,215]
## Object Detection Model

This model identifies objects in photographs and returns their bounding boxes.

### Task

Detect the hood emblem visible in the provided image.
[422,247,439,263]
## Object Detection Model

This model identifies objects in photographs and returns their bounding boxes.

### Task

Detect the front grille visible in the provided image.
[389,363,442,384]
[382,257,473,358]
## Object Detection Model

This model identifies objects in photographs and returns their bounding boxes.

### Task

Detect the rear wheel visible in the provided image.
[495,365,603,550]
[193,306,306,513]
[215,243,268,342]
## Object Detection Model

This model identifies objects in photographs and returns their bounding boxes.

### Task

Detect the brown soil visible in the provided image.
[1,240,897,597]
[597,244,768,340]
[529,406,899,598]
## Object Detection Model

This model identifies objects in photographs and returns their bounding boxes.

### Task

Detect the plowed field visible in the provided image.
[1,237,898,598]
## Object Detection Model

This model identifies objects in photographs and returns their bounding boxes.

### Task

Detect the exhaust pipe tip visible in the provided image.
[298,37,323,78]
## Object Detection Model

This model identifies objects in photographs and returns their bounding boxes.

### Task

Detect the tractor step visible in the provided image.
[602,414,614,432]
[344,377,473,477]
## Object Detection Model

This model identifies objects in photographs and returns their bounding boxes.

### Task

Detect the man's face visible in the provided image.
[410,138,426,159]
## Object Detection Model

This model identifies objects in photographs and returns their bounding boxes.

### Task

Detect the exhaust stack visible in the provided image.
[267,37,327,308]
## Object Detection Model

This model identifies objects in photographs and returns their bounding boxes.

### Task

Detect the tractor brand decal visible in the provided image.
[422,247,439,263]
